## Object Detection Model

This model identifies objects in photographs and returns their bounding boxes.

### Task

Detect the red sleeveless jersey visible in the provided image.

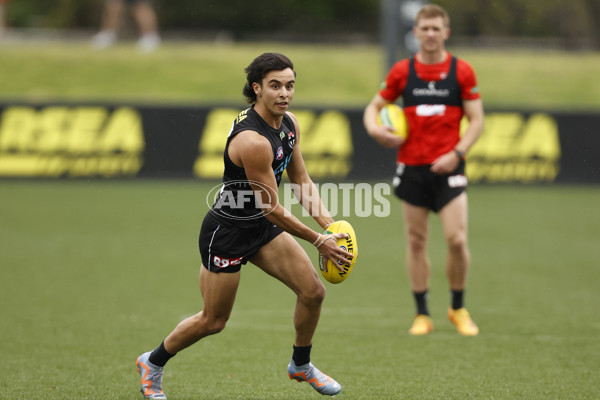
[379,53,480,165]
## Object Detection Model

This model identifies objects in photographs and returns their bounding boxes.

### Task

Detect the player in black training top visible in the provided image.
[136,53,352,399]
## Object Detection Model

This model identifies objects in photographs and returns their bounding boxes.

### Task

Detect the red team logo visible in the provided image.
[288,131,296,148]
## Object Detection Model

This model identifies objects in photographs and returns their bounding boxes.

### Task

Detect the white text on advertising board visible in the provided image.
[0,106,144,177]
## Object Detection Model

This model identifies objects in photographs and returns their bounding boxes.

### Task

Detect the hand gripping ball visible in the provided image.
[318,220,358,284]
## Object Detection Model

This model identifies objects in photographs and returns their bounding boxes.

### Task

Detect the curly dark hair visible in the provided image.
[242,53,295,104]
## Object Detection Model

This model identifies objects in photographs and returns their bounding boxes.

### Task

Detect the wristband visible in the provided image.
[454,148,465,161]
[316,235,335,248]
[311,234,322,246]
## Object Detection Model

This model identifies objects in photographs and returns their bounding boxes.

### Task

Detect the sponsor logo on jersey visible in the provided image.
[416,104,446,117]
[276,146,284,160]
[412,81,450,97]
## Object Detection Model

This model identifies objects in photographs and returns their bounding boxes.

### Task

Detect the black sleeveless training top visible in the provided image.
[210,106,296,224]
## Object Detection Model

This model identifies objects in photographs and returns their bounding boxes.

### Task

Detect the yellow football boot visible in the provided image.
[448,307,479,336]
[408,314,433,335]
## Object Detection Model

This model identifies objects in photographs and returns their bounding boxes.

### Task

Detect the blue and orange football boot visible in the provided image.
[288,359,342,396]
[136,351,167,399]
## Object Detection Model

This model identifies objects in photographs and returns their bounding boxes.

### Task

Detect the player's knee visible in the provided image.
[407,232,427,253]
[299,280,326,307]
[446,232,467,253]
[313,282,326,304]
[196,313,228,335]
[205,317,228,335]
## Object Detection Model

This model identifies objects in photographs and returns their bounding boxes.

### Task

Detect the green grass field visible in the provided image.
[1,181,599,399]
[1,38,599,399]
[1,41,599,110]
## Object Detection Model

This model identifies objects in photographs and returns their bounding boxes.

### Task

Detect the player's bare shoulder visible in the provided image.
[234,129,270,150]
[229,129,272,168]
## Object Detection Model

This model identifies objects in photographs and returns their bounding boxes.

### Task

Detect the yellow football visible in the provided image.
[377,104,408,139]
[318,220,358,284]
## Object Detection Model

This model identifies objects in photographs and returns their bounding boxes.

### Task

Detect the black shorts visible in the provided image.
[393,161,467,213]
[198,211,284,273]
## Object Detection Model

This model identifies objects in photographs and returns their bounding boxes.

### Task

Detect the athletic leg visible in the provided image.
[402,201,434,334]
[250,232,325,347]
[402,201,431,292]
[439,192,479,335]
[137,266,240,398]
[249,232,341,396]
[163,266,241,354]
[439,192,470,292]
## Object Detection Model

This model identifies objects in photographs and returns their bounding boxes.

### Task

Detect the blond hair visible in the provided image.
[415,4,450,27]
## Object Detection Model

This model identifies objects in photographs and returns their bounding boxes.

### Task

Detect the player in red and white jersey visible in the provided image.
[363,4,484,336]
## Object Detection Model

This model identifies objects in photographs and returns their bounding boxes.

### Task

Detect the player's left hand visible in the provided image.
[431,150,461,175]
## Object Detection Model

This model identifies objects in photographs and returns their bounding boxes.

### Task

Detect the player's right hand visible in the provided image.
[369,125,405,148]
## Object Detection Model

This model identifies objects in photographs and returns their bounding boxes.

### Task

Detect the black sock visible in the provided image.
[451,289,464,310]
[149,341,176,367]
[292,344,312,367]
[414,290,430,316]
